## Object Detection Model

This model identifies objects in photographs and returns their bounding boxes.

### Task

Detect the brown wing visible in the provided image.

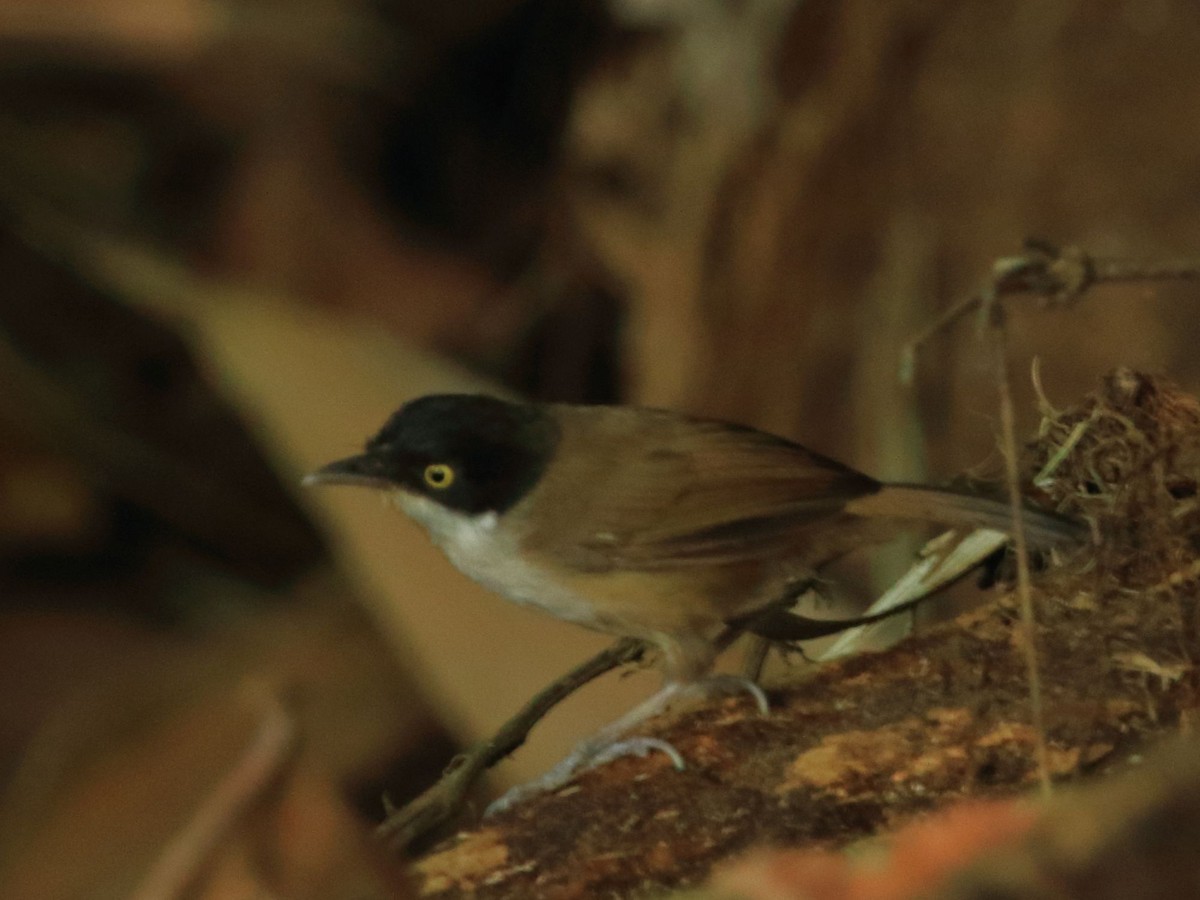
[520,405,881,572]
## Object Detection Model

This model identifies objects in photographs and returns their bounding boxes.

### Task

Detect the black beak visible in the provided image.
[302,452,395,490]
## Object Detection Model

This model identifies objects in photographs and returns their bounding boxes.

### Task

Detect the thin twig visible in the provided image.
[377,638,645,853]
[901,243,1200,382]
[131,694,297,900]
[988,303,1052,797]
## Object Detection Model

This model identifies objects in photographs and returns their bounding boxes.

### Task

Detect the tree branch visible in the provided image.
[377,638,646,853]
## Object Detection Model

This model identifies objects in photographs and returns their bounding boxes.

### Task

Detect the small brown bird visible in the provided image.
[306,394,1078,803]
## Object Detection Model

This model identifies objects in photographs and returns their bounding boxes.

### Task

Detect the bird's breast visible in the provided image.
[393,490,615,630]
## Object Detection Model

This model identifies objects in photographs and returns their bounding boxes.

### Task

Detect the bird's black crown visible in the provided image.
[364,394,560,514]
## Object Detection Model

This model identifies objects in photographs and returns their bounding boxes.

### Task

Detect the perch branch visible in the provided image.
[378,637,646,853]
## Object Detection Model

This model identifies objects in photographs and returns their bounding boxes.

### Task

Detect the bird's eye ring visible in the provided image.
[423,463,455,489]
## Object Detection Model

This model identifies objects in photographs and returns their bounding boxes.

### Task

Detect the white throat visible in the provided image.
[389,490,604,629]
[392,491,499,545]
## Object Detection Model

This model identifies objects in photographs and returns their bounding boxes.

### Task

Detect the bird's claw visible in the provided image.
[484,735,686,816]
[485,675,767,815]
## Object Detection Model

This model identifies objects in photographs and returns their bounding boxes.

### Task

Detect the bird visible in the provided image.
[305,393,1079,805]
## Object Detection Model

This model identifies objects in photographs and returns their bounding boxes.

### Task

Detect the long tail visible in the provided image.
[844,483,1083,548]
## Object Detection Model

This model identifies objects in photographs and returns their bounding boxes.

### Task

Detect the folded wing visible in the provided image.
[522,407,882,572]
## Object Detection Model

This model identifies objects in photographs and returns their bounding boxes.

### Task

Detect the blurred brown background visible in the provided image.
[0,0,1198,895]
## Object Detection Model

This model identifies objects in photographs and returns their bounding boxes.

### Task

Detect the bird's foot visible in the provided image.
[484,755,581,816]
[678,673,770,715]
[484,676,767,816]
[587,735,686,770]
[484,735,685,816]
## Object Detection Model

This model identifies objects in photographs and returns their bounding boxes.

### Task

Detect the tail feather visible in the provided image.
[745,598,931,642]
[845,484,1082,548]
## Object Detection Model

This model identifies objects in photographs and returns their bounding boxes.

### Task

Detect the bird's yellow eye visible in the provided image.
[423,463,455,489]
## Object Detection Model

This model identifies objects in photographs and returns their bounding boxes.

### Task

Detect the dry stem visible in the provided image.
[378,638,645,853]
[901,243,1200,383]
[131,694,296,900]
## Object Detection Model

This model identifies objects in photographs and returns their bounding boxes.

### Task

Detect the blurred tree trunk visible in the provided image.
[566,0,1200,475]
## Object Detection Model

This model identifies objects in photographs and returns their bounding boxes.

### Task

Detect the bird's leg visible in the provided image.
[486,665,769,815]
[739,576,823,680]
[577,672,769,772]
[485,681,684,815]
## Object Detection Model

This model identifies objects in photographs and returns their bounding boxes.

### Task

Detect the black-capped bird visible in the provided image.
[306,394,1078,806]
